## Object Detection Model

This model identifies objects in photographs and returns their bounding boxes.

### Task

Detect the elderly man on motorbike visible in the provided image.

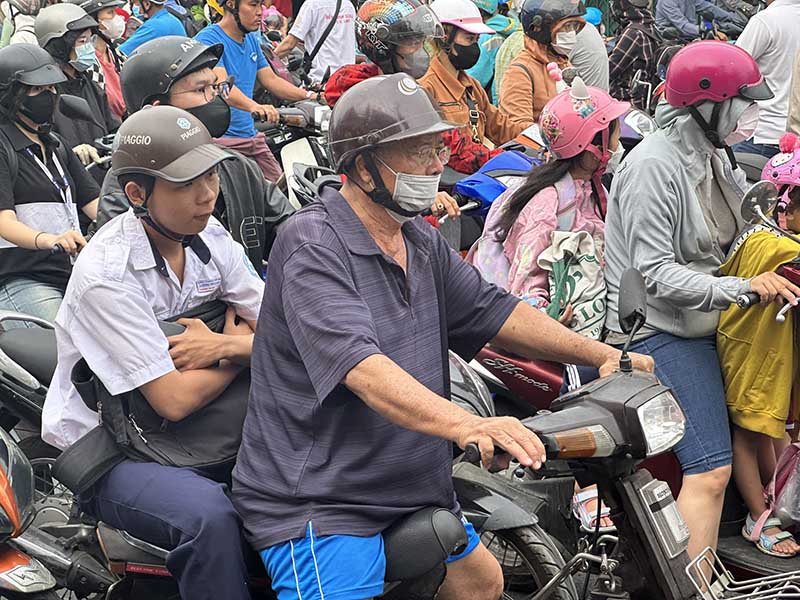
[232,73,653,600]
[603,41,800,561]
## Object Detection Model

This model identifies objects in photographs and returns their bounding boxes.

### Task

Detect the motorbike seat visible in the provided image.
[383,507,468,582]
[97,523,168,566]
[0,328,58,385]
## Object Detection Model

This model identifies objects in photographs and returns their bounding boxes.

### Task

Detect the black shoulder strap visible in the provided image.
[510,61,536,97]
[0,127,19,191]
[307,0,342,63]
[463,87,481,143]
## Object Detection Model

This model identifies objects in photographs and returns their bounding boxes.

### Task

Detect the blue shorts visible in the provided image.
[260,519,481,600]
[629,333,732,475]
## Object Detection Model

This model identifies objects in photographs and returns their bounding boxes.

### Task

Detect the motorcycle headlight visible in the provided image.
[636,391,685,457]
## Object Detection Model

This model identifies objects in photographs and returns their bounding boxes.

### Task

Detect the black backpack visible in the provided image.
[165,5,204,37]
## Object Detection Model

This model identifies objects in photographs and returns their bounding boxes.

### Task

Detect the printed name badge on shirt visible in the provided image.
[196,277,222,295]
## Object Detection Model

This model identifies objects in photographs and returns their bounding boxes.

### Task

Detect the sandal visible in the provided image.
[572,489,616,534]
[742,511,799,558]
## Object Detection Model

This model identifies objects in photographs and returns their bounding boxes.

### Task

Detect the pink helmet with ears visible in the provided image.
[664,41,773,108]
[538,77,630,160]
[762,133,800,210]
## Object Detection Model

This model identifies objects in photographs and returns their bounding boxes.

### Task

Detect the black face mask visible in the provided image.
[19,90,57,126]
[449,42,480,71]
[185,95,231,139]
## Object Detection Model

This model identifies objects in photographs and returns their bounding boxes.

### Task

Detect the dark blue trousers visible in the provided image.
[79,460,251,600]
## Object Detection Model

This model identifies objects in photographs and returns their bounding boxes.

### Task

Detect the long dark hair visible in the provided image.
[493,131,609,242]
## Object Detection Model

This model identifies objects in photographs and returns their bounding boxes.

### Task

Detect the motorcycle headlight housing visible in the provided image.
[636,391,685,457]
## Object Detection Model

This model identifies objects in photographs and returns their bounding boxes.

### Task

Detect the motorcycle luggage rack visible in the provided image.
[687,546,800,599]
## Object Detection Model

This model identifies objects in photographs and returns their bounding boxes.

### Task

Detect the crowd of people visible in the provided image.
[0,0,800,596]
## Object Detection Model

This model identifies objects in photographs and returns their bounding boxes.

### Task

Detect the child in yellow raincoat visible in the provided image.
[717,134,800,558]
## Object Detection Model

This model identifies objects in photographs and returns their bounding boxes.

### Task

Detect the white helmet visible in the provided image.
[429,0,494,34]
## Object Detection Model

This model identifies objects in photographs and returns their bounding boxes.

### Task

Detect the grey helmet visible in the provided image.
[67,0,126,16]
[112,105,234,183]
[35,3,98,48]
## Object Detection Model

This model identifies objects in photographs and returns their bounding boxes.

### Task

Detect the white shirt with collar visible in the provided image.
[736,0,800,144]
[42,209,265,451]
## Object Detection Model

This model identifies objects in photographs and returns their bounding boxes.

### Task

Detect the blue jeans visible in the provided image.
[0,277,63,328]
[79,461,250,600]
[731,138,780,159]
[630,333,732,475]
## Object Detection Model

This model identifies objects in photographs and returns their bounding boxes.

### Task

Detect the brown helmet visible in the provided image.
[328,73,456,172]
[112,105,233,183]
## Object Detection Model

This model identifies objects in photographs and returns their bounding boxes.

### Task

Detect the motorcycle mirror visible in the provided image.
[266,30,282,42]
[561,67,578,87]
[58,95,103,127]
[740,180,779,224]
[618,269,647,335]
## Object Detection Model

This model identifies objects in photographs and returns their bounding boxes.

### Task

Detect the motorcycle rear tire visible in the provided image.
[486,525,579,600]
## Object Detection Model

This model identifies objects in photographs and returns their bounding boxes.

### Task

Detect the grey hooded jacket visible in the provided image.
[604,97,754,339]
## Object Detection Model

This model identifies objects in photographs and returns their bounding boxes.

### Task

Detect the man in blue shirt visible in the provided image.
[119,0,185,55]
[655,0,738,40]
[195,0,312,183]
[234,73,655,600]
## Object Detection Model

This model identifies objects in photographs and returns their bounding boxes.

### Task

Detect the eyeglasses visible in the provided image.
[556,20,583,33]
[172,76,233,104]
[404,144,452,168]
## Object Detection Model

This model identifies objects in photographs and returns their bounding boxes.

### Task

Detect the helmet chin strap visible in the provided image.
[688,103,739,169]
[228,0,251,36]
[16,117,52,136]
[353,152,421,218]
[583,127,610,215]
[132,198,195,247]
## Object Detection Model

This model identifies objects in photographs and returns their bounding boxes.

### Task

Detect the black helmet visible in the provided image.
[328,73,455,171]
[355,0,443,75]
[67,0,125,16]
[112,105,233,183]
[520,0,585,44]
[121,36,224,112]
[0,45,66,118]
[35,3,98,47]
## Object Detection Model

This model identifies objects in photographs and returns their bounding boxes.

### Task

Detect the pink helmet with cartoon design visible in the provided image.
[762,133,800,211]
[538,77,630,162]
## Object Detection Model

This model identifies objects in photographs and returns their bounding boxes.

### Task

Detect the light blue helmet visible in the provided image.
[472,0,499,15]
[584,6,602,25]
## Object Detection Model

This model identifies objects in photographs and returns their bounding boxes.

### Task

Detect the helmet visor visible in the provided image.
[16,63,68,86]
[383,4,444,45]
[740,78,774,102]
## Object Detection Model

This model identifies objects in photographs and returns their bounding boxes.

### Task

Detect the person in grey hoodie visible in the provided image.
[604,41,800,560]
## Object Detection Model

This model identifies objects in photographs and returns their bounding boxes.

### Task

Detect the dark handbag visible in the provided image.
[53,301,248,492]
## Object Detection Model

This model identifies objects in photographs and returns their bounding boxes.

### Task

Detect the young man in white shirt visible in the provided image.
[274,0,356,83]
[42,106,265,600]
[735,0,800,157]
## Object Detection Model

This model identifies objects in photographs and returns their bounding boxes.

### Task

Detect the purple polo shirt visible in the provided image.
[232,187,519,550]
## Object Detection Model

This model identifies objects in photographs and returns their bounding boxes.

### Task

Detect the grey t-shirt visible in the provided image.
[570,24,610,91]
[232,187,519,550]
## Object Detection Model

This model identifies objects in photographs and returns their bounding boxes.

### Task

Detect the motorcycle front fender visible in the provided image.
[0,546,56,593]
[453,462,538,533]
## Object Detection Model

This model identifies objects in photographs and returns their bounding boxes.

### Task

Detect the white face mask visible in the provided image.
[377,157,441,222]
[605,144,625,174]
[724,102,760,147]
[100,14,126,40]
[553,30,578,56]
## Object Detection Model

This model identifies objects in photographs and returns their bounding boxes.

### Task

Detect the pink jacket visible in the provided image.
[469,172,605,307]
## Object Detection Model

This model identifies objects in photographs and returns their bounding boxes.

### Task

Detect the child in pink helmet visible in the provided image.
[717,132,800,558]
[469,77,629,533]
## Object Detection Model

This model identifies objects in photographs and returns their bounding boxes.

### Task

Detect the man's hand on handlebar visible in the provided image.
[455,415,547,470]
[431,192,461,220]
[597,352,654,378]
[40,230,87,256]
[750,271,800,306]
[73,144,103,166]
[252,104,280,124]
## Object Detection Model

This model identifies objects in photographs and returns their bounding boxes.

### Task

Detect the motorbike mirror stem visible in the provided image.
[619,314,645,373]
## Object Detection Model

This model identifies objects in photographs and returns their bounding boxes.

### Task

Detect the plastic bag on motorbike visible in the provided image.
[772,442,800,527]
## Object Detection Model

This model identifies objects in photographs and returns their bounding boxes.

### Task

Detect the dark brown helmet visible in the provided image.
[112,105,233,183]
[328,73,456,171]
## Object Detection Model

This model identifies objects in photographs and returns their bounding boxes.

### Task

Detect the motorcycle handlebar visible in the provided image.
[736,291,760,308]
